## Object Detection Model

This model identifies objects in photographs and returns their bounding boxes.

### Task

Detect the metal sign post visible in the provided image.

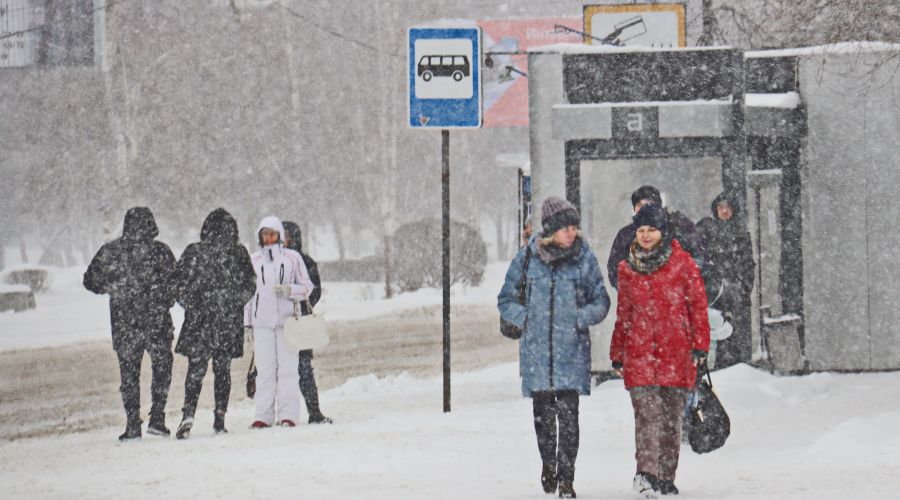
[441,130,450,413]
[408,26,482,412]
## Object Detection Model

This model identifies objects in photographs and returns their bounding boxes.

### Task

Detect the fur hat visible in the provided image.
[540,196,580,237]
[634,204,669,237]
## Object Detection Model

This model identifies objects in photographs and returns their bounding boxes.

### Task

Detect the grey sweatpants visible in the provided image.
[628,386,689,481]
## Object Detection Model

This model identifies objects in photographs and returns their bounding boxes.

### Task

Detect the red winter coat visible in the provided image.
[610,239,710,389]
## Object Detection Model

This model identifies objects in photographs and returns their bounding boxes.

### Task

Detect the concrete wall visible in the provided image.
[800,49,900,370]
[527,52,567,233]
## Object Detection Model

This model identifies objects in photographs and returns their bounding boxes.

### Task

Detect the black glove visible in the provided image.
[692,349,708,364]
[611,360,623,370]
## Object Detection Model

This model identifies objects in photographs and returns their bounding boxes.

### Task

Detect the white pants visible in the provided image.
[253,327,301,424]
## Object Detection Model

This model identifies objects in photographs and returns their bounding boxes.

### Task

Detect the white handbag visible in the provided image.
[282,299,329,351]
[707,307,734,341]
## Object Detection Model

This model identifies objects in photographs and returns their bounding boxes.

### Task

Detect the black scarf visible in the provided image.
[537,236,582,264]
[627,238,673,275]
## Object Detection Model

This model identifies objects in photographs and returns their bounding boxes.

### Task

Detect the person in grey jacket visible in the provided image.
[498,196,611,498]
[697,192,755,367]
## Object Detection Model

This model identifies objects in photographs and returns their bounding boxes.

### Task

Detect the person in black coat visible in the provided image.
[173,208,257,438]
[282,221,332,424]
[83,207,176,441]
[697,192,756,368]
[607,185,706,290]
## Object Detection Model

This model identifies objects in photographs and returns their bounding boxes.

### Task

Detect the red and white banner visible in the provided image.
[478,18,581,127]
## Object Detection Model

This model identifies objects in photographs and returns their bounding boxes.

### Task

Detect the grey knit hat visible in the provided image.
[541,196,580,236]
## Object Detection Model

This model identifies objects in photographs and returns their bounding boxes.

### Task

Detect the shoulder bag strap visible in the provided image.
[516,246,532,303]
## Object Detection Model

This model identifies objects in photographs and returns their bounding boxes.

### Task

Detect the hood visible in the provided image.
[710,192,740,219]
[257,215,285,245]
[122,207,159,241]
[201,208,239,244]
[282,221,303,253]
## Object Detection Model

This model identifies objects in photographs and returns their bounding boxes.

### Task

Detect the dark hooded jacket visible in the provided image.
[607,209,706,289]
[696,192,755,307]
[282,221,321,316]
[174,208,257,358]
[83,207,176,354]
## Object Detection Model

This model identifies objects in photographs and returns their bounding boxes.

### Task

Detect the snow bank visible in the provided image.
[0,262,510,351]
[2,362,900,498]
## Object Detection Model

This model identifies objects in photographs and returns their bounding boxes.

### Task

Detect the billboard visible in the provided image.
[584,3,686,48]
[478,17,581,127]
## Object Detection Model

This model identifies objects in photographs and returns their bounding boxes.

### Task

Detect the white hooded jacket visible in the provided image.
[244,216,315,329]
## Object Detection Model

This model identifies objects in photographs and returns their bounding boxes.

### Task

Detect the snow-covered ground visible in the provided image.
[0,262,509,351]
[2,361,900,499]
[4,262,900,498]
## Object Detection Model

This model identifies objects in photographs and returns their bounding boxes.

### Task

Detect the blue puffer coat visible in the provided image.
[498,238,611,397]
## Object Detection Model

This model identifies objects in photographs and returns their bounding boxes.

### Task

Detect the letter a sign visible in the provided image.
[626,112,644,132]
[408,27,482,129]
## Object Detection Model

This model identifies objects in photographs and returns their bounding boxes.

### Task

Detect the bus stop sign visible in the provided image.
[408,27,482,128]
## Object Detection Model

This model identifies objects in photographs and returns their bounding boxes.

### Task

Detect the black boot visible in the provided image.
[658,479,679,495]
[175,415,194,440]
[308,411,333,424]
[146,411,170,437]
[541,463,558,494]
[118,417,142,442]
[558,480,576,498]
[213,410,227,435]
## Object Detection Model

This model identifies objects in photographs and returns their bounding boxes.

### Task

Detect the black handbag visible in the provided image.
[688,360,731,453]
[246,353,257,399]
[500,246,532,340]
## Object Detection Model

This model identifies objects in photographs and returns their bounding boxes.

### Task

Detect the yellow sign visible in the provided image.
[584,3,686,47]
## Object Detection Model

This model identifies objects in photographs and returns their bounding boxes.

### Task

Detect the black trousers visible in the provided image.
[532,390,580,482]
[715,299,752,368]
[116,337,173,423]
[182,351,232,417]
[298,349,321,414]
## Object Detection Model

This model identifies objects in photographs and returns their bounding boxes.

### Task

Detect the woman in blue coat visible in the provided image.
[498,196,611,499]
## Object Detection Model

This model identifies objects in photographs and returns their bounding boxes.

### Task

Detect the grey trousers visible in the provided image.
[628,386,689,481]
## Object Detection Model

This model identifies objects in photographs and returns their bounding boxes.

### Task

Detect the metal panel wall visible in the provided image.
[861,52,900,370]
[800,53,873,370]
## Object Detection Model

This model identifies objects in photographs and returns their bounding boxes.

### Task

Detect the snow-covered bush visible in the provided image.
[390,218,486,292]
[1,266,53,293]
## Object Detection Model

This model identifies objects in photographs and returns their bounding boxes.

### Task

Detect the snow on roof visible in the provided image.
[411,19,479,29]
[555,97,732,108]
[747,168,783,176]
[745,41,900,58]
[528,43,735,55]
[745,92,801,109]
[763,313,803,325]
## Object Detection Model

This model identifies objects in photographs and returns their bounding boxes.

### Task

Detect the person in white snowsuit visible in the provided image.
[244,216,314,427]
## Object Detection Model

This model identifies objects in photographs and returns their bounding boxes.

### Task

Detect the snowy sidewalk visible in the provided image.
[2,363,899,499]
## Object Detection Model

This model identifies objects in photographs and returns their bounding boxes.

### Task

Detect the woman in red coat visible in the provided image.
[610,204,710,497]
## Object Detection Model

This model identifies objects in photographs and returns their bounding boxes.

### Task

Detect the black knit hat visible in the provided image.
[634,204,669,237]
[540,196,580,237]
[631,185,662,207]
